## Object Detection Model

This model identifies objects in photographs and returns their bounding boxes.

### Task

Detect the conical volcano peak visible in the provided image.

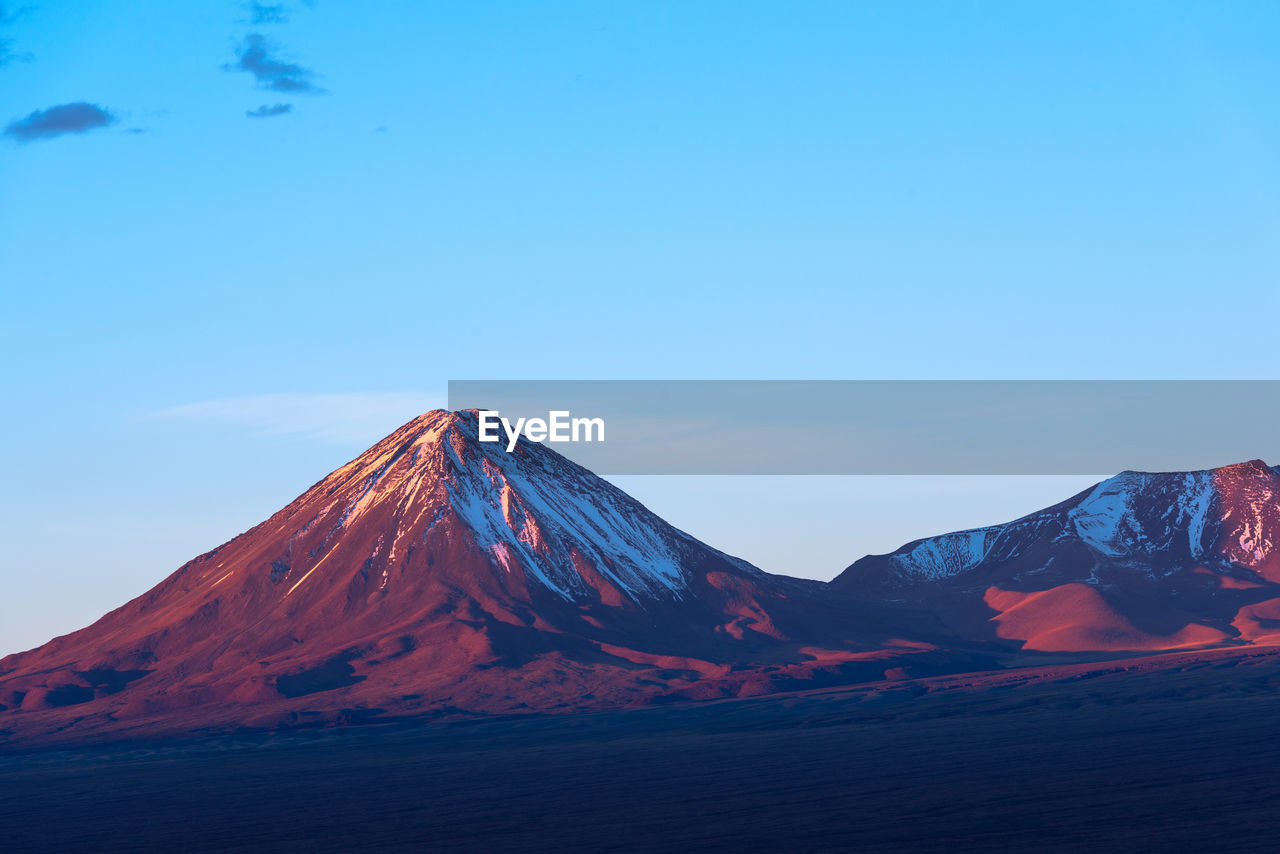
[310,409,506,511]
[205,406,713,616]
[332,408,561,488]
[342,408,477,466]
[391,407,488,444]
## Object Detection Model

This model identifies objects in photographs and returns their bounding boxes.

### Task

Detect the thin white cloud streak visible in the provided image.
[152,392,446,444]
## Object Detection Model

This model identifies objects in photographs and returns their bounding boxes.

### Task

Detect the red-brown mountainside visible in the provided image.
[834,460,1280,653]
[0,410,966,744]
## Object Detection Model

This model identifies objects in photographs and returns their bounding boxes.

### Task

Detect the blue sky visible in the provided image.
[2,1,1279,655]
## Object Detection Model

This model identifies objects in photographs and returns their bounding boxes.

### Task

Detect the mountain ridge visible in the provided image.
[834,458,1280,651]
[7,412,1280,745]
[0,409,967,744]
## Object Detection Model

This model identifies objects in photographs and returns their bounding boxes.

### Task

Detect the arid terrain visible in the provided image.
[4,642,1279,852]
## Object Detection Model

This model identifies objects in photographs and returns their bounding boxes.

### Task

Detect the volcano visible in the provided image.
[834,460,1280,652]
[0,410,964,744]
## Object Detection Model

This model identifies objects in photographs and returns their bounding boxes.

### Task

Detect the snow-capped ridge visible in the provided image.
[851,459,1280,589]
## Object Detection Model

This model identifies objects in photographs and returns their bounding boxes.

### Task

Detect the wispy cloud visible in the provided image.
[0,5,32,25]
[151,393,446,444]
[246,102,293,119]
[225,33,324,94]
[245,2,289,25]
[4,102,117,143]
[0,4,33,69]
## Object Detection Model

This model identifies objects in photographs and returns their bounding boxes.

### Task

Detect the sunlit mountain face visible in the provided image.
[835,460,1280,651]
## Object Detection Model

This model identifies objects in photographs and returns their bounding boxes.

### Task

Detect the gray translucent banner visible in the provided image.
[447,380,1280,475]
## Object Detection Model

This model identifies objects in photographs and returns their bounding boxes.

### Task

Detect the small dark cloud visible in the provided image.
[246,103,293,119]
[245,2,288,25]
[373,125,387,134]
[225,33,324,94]
[4,102,117,143]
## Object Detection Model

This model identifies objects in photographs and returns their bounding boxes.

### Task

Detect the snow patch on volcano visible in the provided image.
[891,528,996,579]
[1069,473,1149,558]
[431,414,691,602]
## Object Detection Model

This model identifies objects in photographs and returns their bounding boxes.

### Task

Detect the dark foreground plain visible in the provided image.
[3,646,1280,853]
